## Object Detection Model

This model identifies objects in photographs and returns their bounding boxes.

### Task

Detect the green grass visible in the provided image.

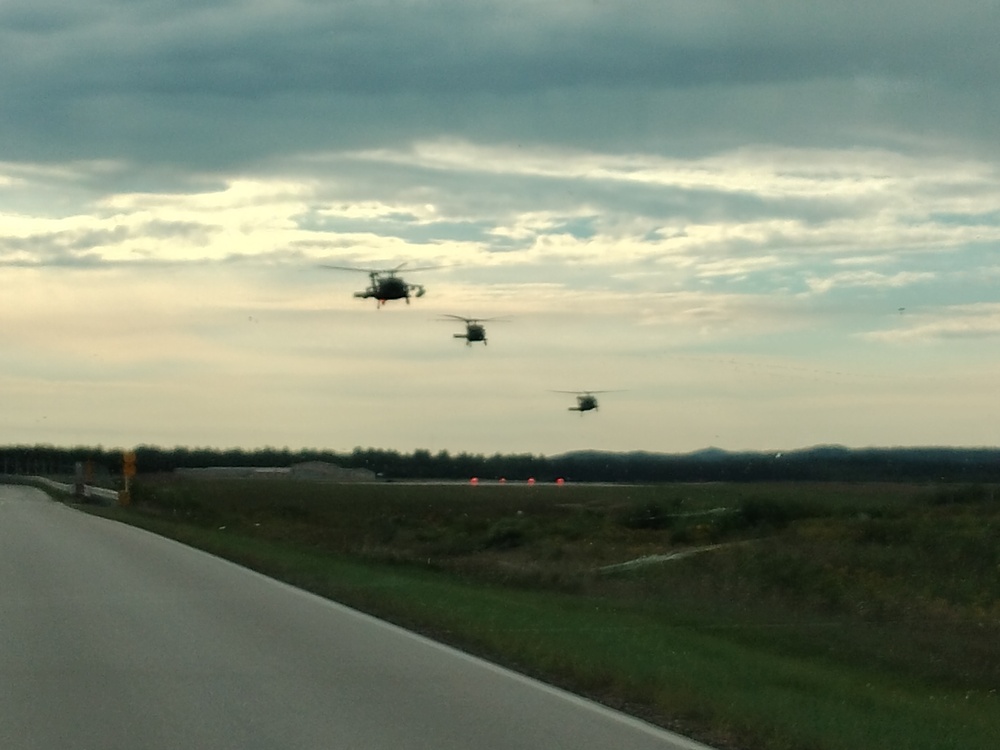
[80,477,1000,750]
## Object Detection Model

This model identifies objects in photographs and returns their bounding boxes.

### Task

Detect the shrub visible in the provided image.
[618,499,676,530]
[736,497,813,530]
[484,517,534,549]
[927,484,993,506]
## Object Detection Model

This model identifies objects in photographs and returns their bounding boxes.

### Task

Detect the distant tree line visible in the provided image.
[2,443,1000,484]
[0,445,122,478]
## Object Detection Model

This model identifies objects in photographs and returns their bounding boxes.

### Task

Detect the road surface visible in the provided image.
[0,485,714,750]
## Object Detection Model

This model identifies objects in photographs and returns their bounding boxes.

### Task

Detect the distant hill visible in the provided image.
[548,446,1000,482]
[3,443,999,484]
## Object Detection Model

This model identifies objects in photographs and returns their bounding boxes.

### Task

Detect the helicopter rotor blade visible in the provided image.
[439,314,509,323]
[320,264,373,273]
[320,262,450,274]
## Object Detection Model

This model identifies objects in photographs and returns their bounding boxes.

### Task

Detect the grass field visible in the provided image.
[85,477,1000,750]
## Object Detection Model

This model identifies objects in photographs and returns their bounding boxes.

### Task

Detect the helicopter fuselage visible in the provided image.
[443,315,499,345]
[569,395,599,412]
[324,263,435,307]
[454,323,487,344]
[354,275,425,306]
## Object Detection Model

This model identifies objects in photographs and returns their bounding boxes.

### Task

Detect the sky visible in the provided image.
[2,0,1000,457]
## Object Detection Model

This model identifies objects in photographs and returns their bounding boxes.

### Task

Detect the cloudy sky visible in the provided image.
[2,0,999,457]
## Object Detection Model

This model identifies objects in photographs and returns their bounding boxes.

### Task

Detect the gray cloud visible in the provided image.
[7,1,997,94]
[0,220,219,266]
[2,1,999,171]
[0,226,128,266]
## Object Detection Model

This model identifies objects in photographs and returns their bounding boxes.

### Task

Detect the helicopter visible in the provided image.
[322,263,442,307]
[440,315,507,345]
[553,390,614,413]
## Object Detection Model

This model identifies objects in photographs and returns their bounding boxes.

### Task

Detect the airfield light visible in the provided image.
[556,477,565,486]
[470,477,479,486]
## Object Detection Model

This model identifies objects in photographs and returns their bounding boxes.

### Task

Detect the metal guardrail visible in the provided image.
[84,485,121,502]
[27,477,73,493]
[21,477,121,505]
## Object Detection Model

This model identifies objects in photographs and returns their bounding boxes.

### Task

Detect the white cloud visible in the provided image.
[864,303,1000,343]
[351,140,998,203]
[4,140,999,281]
[806,270,937,294]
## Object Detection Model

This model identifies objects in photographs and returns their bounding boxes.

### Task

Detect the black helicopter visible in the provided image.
[553,390,613,413]
[440,315,507,345]
[323,263,441,307]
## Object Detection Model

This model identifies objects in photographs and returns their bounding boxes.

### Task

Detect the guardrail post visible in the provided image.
[74,461,86,499]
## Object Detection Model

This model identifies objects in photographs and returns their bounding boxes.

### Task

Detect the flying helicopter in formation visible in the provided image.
[440,315,508,346]
[320,260,621,413]
[322,263,442,307]
[553,390,615,413]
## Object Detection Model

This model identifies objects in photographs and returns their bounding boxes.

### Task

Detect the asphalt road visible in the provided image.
[0,485,714,750]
